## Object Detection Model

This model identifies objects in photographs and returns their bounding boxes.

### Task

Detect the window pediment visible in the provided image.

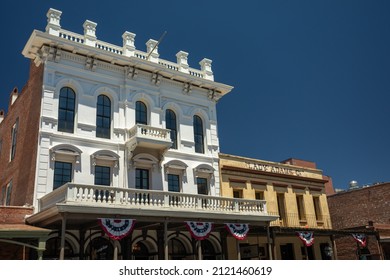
[50,145,82,163]
[91,150,119,168]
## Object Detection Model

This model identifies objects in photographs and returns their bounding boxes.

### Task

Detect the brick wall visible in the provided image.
[0,61,43,206]
[334,234,381,260]
[327,183,390,229]
[280,158,317,169]
[328,183,389,259]
[0,206,33,223]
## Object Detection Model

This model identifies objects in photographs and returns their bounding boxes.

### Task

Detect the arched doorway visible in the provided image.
[201,239,217,260]
[169,237,189,260]
[42,237,75,260]
[85,237,114,260]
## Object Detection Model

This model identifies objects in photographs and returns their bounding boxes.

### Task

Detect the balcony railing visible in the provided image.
[269,211,332,229]
[39,184,270,218]
[126,124,172,152]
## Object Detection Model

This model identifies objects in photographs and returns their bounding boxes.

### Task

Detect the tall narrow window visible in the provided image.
[136,101,147,125]
[94,166,111,186]
[296,195,306,220]
[10,119,18,161]
[53,161,72,189]
[96,95,111,139]
[313,197,322,221]
[0,186,5,205]
[58,87,75,133]
[168,174,180,192]
[277,193,286,225]
[193,115,204,153]
[5,180,13,206]
[136,169,149,189]
[197,177,208,195]
[166,109,177,149]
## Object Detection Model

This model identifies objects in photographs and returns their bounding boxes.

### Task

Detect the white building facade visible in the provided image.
[21,8,276,260]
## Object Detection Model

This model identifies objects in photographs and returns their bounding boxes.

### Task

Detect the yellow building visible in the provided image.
[219,153,335,260]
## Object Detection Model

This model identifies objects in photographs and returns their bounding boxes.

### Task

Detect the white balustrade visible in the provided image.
[45,7,213,80]
[59,30,85,44]
[39,183,268,216]
[127,124,171,141]
[95,40,123,55]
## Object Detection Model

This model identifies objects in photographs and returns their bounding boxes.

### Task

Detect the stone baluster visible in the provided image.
[122,31,136,57]
[83,20,97,47]
[200,58,214,81]
[46,8,62,36]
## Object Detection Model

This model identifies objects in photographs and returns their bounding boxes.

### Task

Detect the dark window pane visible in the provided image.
[166,110,177,149]
[168,174,180,192]
[58,87,75,133]
[94,166,111,186]
[96,95,111,139]
[136,101,147,125]
[193,115,204,153]
[197,177,208,195]
[53,161,72,189]
[136,168,149,189]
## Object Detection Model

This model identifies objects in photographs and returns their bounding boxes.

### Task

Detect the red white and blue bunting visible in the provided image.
[185,221,213,240]
[297,231,315,247]
[352,233,367,247]
[98,218,136,240]
[225,223,250,240]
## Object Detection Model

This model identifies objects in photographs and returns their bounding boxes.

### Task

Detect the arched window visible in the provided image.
[136,101,147,125]
[166,109,177,149]
[58,87,75,133]
[193,115,204,153]
[96,95,111,139]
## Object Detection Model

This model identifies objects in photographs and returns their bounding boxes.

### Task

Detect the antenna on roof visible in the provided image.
[146,31,167,60]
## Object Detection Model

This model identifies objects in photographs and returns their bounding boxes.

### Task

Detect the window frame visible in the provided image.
[5,180,13,206]
[10,118,19,161]
[58,87,76,133]
[193,115,204,153]
[96,95,111,139]
[136,168,149,190]
[53,161,73,189]
[196,177,208,195]
[166,109,177,149]
[136,101,148,125]
[167,174,180,192]
[94,165,111,186]
[296,195,306,221]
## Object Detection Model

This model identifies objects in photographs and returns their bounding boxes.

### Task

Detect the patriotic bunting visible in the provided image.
[352,233,367,247]
[185,221,213,240]
[297,231,314,246]
[98,218,135,240]
[225,223,250,240]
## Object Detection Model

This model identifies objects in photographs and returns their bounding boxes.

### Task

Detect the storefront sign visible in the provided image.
[246,162,303,176]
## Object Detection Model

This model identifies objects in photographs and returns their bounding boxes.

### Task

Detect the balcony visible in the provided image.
[269,212,332,229]
[34,184,277,223]
[126,124,172,153]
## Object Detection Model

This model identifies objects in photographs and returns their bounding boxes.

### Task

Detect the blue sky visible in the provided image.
[0,1,389,189]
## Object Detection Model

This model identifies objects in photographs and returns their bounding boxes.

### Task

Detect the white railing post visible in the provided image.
[122,31,136,57]
[83,20,97,47]
[199,58,214,81]
[234,199,239,212]
[46,8,62,36]
[176,51,189,74]
[146,39,159,63]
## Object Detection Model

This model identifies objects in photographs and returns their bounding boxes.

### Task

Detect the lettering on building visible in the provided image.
[246,162,303,176]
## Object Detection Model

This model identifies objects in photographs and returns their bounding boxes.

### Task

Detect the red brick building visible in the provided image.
[327,183,390,259]
[0,63,44,207]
